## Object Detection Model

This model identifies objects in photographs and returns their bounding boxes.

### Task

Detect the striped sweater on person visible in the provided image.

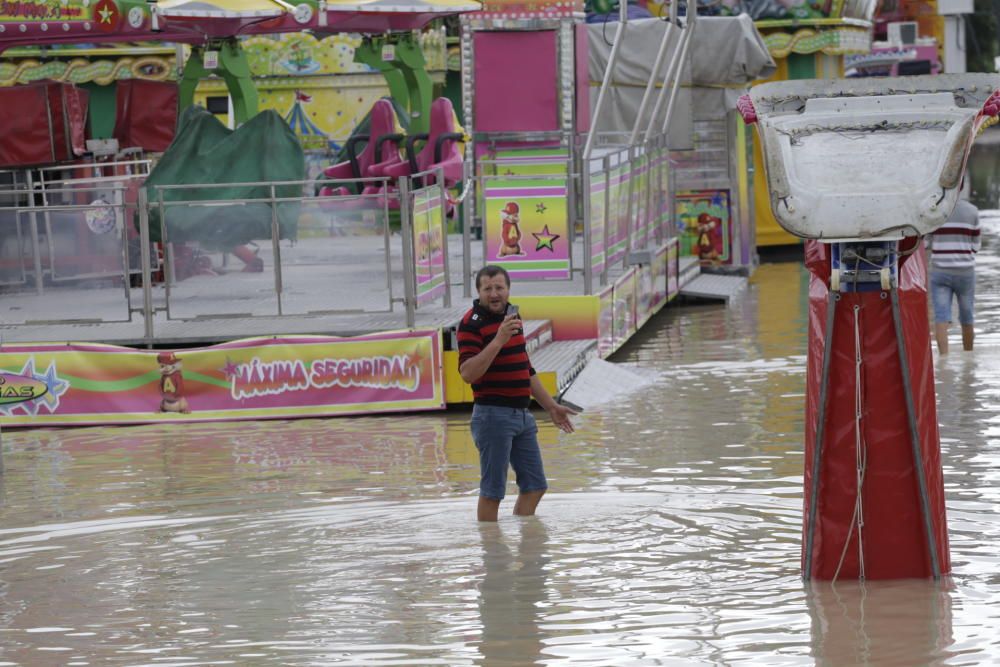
[929,199,981,272]
[457,299,536,408]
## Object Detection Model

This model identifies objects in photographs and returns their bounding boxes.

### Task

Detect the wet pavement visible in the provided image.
[2,222,1000,665]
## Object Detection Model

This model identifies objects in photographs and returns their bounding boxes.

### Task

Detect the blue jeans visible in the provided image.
[470,404,547,500]
[931,269,975,325]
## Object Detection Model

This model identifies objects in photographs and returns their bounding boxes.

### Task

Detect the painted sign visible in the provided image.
[636,262,655,330]
[413,184,446,306]
[488,146,568,176]
[0,331,444,427]
[676,189,732,266]
[650,241,669,313]
[0,372,48,405]
[607,164,628,266]
[588,168,606,279]
[663,237,680,301]
[0,0,89,22]
[631,153,650,249]
[483,177,570,280]
[471,0,584,18]
[613,267,638,352]
[598,283,615,359]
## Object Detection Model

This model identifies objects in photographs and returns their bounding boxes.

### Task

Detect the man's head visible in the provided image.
[476,265,511,315]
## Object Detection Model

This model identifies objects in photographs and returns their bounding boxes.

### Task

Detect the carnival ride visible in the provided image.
[739,73,1000,580]
[0,0,476,280]
[0,0,706,434]
[0,0,476,125]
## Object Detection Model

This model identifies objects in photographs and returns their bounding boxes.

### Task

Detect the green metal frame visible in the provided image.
[179,40,259,126]
[177,33,433,132]
[354,33,433,135]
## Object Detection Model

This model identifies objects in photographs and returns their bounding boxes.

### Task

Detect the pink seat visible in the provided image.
[383,97,464,190]
[320,99,405,197]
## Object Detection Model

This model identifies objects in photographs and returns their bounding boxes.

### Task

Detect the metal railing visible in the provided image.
[0,132,673,340]
[146,177,402,322]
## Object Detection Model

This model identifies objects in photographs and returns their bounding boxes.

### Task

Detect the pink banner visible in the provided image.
[0,330,444,427]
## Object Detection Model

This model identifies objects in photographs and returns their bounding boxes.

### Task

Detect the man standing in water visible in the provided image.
[929,196,981,354]
[458,265,577,521]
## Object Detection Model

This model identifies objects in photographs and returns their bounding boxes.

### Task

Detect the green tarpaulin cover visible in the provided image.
[146,107,305,250]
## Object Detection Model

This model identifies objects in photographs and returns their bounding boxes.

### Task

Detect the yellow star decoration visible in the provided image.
[99,6,113,23]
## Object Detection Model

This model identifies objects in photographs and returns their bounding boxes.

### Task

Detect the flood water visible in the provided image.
[3,229,1000,663]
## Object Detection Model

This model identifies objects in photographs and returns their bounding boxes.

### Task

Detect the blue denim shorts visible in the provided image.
[470,404,547,500]
[931,269,975,325]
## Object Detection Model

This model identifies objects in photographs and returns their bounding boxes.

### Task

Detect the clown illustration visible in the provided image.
[157,351,191,414]
[498,201,525,257]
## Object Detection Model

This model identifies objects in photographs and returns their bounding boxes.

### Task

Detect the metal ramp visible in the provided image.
[531,339,597,394]
[559,357,660,409]
[679,273,748,303]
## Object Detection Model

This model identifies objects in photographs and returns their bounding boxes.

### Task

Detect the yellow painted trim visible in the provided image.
[756,17,872,28]
[508,294,601,340]
[444,350,474,404]
[752,133,799,247]
[536,371,558,397]
[444,351,560,405]
[5,47,176,57]
[736,118,751,252]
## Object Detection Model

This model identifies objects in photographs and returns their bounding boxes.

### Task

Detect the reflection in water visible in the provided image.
[2,252,1000,663]
[807,580,954,666]
[478,519,548,666]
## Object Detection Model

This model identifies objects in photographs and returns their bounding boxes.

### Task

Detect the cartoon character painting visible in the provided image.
[498,201,525,257]
[157,351,191,414]
[696,212,722,265]
[416,230,430,263]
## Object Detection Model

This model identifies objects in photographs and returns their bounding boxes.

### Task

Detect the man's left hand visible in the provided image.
[547,403,578,433]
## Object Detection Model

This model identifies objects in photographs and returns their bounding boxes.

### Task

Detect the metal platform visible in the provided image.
[679,273,748,303]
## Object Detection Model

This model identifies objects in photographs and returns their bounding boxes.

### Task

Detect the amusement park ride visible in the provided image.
[0,0,476,128]
[740,74,1000,581]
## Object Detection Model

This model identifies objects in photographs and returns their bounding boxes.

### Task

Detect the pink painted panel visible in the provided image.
[474,31,558,132]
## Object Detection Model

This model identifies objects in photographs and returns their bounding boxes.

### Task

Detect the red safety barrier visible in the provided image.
[803,240,950,580]
[112,79,179,153]
[0,80,88,167]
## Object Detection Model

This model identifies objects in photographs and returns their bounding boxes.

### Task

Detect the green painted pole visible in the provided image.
[391,34,433,136]
[354,36,411,115]
[178,41,259,126]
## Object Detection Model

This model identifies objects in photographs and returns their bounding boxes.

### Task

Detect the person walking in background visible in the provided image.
[457,265,577,522]
[929,197,981,354]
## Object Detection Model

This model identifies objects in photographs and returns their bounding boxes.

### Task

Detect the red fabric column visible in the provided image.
[803,240,950,579]
[113,80,179,153]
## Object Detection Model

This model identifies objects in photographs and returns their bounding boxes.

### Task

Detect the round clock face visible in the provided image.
[293,3,313,23]
[127,6,144,28]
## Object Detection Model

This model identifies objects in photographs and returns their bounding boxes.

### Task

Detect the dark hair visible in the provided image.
[475,265,510,290]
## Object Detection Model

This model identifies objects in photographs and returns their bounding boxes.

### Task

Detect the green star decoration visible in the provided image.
[532,225,560,252]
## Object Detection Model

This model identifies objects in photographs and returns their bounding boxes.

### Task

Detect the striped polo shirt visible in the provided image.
[457,299,536,408]
[929,199,981,272]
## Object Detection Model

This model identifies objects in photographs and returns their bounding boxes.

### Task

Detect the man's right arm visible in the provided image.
[459,337,505,384]
[458,316,519,384]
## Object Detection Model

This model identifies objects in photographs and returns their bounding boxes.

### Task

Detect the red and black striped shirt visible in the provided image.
[457,300,536,408]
